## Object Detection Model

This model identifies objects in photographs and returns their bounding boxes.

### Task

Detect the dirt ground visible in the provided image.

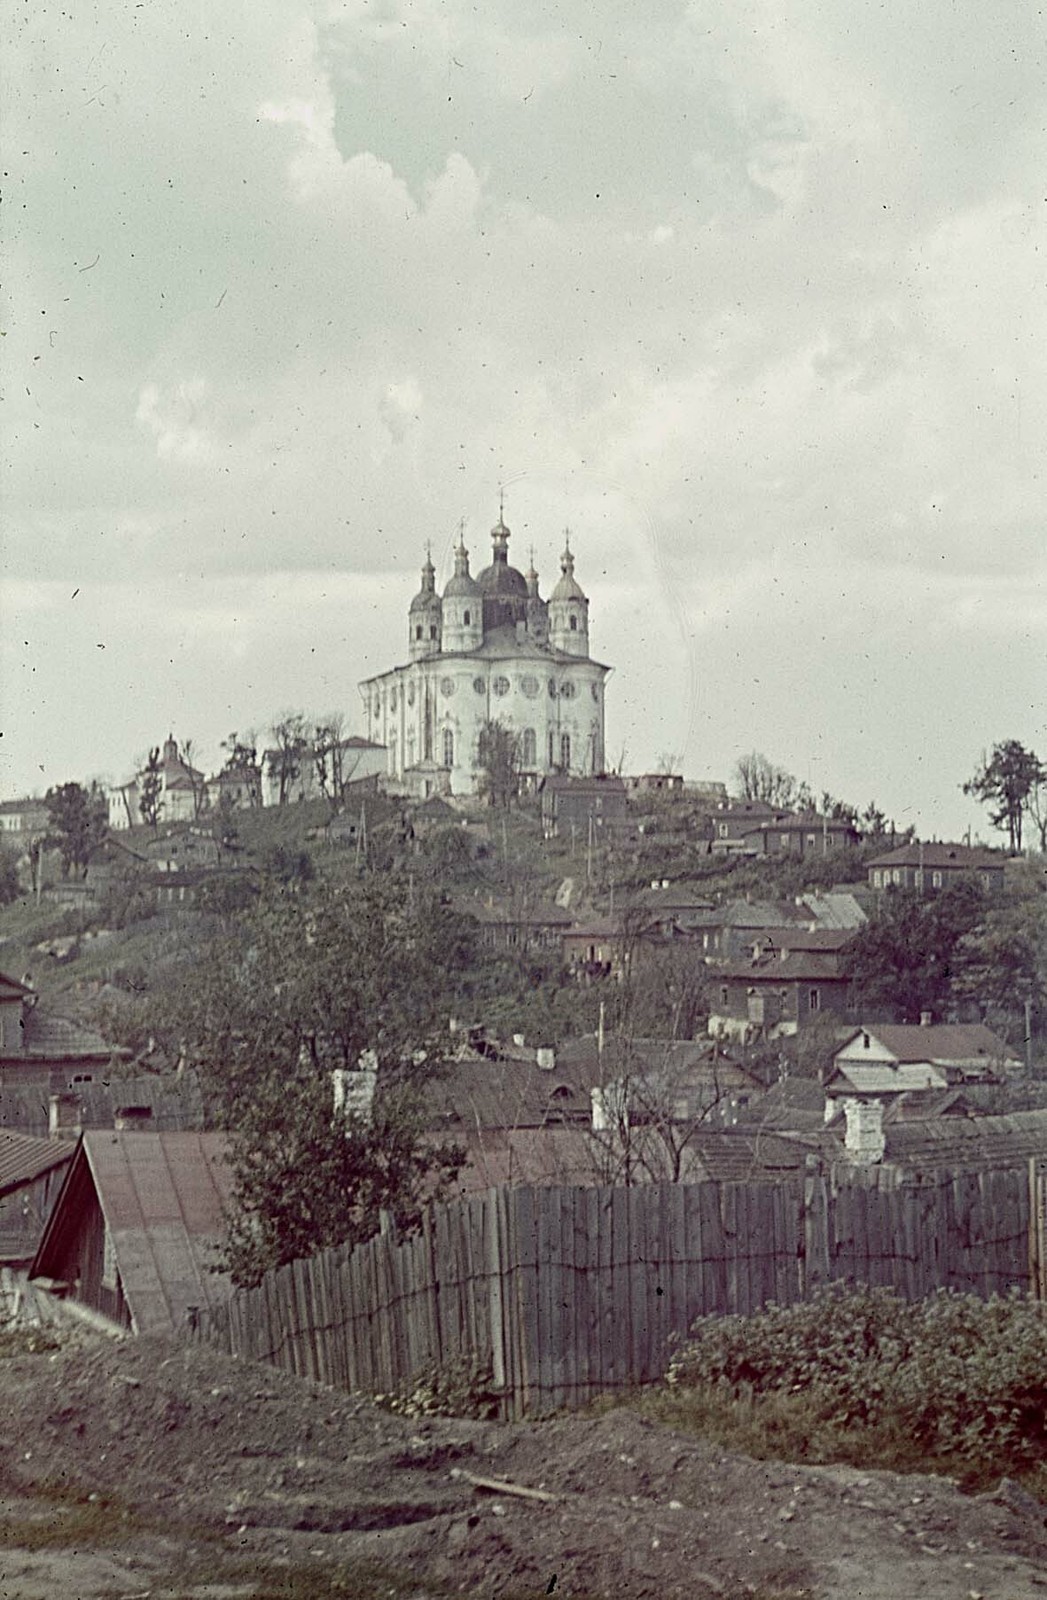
[1,1328,1046,1600]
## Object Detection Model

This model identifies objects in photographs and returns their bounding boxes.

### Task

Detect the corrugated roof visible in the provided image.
[0,1130,73,1194]
[35,1131,234,1336]
[800,893,868,929]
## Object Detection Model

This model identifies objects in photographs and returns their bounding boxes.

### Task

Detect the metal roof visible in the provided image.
[33,1131,234,1336]
[0,1130,73,1195]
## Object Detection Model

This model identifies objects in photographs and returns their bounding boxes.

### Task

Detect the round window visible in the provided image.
[521,675,539,699]
[473,677,485,695]
[389,688,398,712]
[590,682,600,701]
[560,681,576,699]
[493,676,510,698]
[440,677,456,698]
[407,683,416,707]
[548,679,557,698]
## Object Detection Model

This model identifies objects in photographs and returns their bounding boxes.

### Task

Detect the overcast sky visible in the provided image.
[2,0,1044,841]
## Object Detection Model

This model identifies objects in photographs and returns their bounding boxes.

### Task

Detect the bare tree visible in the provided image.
[267,713,310,806]
[180,738,210,819]
[734,751,796,809]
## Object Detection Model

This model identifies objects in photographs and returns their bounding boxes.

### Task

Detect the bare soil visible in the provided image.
[1,1328,1046,1599]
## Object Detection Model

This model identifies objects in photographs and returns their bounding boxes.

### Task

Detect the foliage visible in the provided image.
[44,781,107,878]
[666,1284,1047,1487]
[964,740,1045,853]
[951,898,1046,1040]
[375,1356,500,1420]
[260,844,315,888]
[138,748,163,829]
[845,879,985,1022]
[0,849,21,906]
[219,733,263,807]
[734,752,797,808]
[267,713,310,806]
[158,875,474,1285]
[477,719,521,809]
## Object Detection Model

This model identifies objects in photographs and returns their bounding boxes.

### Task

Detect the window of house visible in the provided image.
[463,609,470,625]
[429,624,438,640]
[569,614,578,631]
[415,625,423,640]
[560,732,571,769]
[932,871,942,888]
[442,728,454,768]
[892,869,901,885]
[718,822,728,838]
[521,728,536,766]
[808,988,820,1012]
[720,986,728,1007]
[548,731,556,767]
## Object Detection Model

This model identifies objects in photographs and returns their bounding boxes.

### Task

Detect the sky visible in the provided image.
[2,0,1045,843]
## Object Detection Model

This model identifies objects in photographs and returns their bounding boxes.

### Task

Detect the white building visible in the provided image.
[108,736,205,830]
[360,514,611,798]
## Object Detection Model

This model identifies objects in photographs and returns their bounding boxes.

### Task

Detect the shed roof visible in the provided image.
[837,1024,1018,1067]
[884,1110,1047,1171]
[32,1131,233,1336]
[0,1130,73,1195]
[866,843,1003,871]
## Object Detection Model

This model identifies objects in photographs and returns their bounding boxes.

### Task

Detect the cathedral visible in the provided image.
[360,512,610,797]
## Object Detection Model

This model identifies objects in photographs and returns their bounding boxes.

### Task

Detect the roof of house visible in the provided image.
[884,1110,1047,1171]
[0,1071,206,1137]
[424,1053,598,1131]
[749,927,856,955]
[757,813,857,835]
[540,773,627,796]
[31,1131,234,1336]
[12,1008,128,1063]
[837,1024,1019,1066]
[828,1061,949,1096]
[799,893,868,930]
[718,951,848,983]
[735,1076,829,1134]
[0,1129,74,1196]
[0,971,34,1003]
[866,843,1004,871]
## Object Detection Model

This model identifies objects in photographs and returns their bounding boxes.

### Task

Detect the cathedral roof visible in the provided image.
[476,515,528,599]
[409,551,440,611]
[443,535,481,599]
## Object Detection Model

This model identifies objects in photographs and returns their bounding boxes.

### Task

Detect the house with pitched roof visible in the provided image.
[108,736,206,830]
[0,1130,74,1265]
[828,1023,1020,1099]
[30,1131,233,1335]
[0,970,128,1095]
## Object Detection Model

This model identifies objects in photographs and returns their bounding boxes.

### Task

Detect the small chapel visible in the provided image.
[359,511,611,797]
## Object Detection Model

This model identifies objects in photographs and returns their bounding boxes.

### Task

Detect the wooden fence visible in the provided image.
[196,1166,1041,1418]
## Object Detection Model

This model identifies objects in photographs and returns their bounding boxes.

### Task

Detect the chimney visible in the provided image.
[920,1010,933,1027]
[842,1097,885,1165]
[536,1047,556,1072]
[49,1093,83,1141]
[114,1105,153,1132]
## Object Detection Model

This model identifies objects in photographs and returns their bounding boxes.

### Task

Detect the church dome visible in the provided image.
[443,534,481,599]
[549,536,587,602]
[475,515,528,598]
[409,551,440,611]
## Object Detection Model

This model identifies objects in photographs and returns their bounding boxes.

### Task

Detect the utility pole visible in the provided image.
[1026,998,1034,1073]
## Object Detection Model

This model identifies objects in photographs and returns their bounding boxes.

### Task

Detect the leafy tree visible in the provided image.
[733,751,796,808]
[44,781,107,878]
[477,720,521,809]
[138,747,163,829]
[963,740,1045,853]
[267,713,310,805]
[160,876,473,1285]
[845,880,986,1023]
[951,900,1046,1041]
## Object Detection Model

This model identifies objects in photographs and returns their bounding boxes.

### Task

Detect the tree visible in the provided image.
[180,738,210,818]
[219,733,263,808]
[477,720,521,809]
[964,741,1045,853]
[138,747,163,829]
[733,752,796,809]
[312,714,348,806]
[844,879,986,1023]
[0,849,20,906]
[267,713,310,806]
[951,900,1047,1041]
[160,875,474,1285]
[44,781,107,878]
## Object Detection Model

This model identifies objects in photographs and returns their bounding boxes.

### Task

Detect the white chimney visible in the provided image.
[49,1093,82,1141]
[332,1060,378,1122]
[919,1010,933,1027]
[536,1047,556,1072]
[842,1097,885,1164]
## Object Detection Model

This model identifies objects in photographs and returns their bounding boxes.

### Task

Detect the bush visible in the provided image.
[666,1284,1047,1483]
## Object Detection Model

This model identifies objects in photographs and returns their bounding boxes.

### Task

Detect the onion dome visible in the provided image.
[443,533,481,599]
[549,533,587,603]
[476,510,529,629]
[409,550,439,611]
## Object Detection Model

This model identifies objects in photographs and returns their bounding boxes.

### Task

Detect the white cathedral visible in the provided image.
[360,512,610,798]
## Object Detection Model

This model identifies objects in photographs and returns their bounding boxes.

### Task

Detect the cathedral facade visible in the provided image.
[360,514,610,797]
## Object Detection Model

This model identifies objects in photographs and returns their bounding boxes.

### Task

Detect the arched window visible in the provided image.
[429,624,438,640]
[463,609,471,626]
[569,613,578,631]
[521,728,536,766]
[548,730,556,768]
[415,624,423,640]
[442,728,454,768]
[560,732,571,770]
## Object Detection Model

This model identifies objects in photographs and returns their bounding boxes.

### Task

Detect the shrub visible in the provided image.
[667,1284,1047,1481]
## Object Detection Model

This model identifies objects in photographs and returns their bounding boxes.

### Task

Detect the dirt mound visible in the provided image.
[1,1329,1046,1599]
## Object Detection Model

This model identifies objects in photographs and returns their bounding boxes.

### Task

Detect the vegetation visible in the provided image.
[659,1284,1047,1494]
[138,747,163,829]
[964,739,1046,853]
[155,874,474,1285]
[477,719,522,809]
[44,781,107,877]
